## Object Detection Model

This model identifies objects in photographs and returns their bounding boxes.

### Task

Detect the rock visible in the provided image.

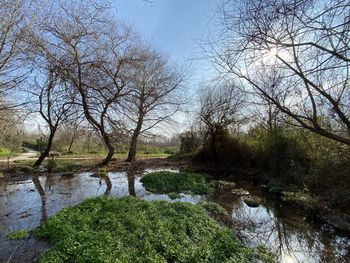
[243,196,262,207]
[215,180,236,188]
[232,188,249,196]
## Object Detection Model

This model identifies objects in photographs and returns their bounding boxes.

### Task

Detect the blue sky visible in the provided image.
[115,0,218,87]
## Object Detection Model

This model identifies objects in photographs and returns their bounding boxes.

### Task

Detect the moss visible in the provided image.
[34,196,274,262]
[140,171,211,195]
[7,229,29,240]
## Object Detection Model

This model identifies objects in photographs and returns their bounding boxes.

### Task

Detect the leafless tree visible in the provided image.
[31,68,75,167]
[198,81,244,157]
[208,0,350,145]
[29,0,141,165]
[0,0,35,112]
[122,49,186,162]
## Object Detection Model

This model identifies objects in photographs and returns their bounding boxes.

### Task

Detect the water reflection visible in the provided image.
[0,169,349,263]
[32,176,47,223]
[127,165,136,197]
[210,182,350,263]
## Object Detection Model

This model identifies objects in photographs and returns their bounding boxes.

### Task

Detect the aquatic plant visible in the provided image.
[7,229,29,240]
[34,196,274,262]
[198,201,228,216]
[140,171,211,195]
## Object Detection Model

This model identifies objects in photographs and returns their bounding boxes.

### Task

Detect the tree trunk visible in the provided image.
[99,131,115,166]
[33,130,55,168]
[126,117,143,162]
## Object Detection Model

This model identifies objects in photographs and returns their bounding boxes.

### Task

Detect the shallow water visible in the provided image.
[0,169,349,263]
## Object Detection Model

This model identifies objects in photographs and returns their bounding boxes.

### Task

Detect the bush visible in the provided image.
[179,131,201,154]
[195,132,254,168]
[34,196,274,262]
[47,158,57,173]
[256,130,309,188]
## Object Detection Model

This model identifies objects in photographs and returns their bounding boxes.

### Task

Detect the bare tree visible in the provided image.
[122,49,186,162]
[0,0,35,113]
[31,69,75,167]
[198,81,244,157]
[29,0,141,165]
[209,0,350,145]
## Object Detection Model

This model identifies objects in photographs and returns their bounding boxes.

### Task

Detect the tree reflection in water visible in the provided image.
[209,182,350,262]
[31,176,47,223]
[127,164,136,197]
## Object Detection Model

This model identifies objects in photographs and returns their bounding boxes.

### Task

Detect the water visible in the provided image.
[0,169,349,263]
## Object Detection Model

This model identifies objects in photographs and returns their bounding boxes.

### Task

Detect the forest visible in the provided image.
[0,0,349,262]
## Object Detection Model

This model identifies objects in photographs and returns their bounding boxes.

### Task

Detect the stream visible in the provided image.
[0,168,349,263]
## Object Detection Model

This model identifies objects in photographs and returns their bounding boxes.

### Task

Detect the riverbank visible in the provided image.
[1,156,350,235]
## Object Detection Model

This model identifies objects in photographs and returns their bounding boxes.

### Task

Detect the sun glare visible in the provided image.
[269,47,278,56]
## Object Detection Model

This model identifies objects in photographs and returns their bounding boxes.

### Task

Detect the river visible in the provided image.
[0,168,349,262]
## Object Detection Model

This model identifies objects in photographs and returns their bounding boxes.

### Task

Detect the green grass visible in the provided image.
[0,148,17,158]
[34,196,274,263]
[140,171,212,195]
[7,229,29,240]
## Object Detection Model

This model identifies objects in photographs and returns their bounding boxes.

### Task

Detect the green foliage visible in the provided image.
[198,201,228,217]
[179,131,201,154]
[0,147,17,157]
[140,171,211,195]
[255,129,309,188]
[47,158,57,173]
[23,140,48,152]
[167,192,181,199]
[34,196,274,263]
[7,229,29,240]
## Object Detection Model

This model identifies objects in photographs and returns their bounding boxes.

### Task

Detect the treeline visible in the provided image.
[0,0,186,166]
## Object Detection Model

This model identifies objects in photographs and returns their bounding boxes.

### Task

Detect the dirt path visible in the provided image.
[0,148,37,162]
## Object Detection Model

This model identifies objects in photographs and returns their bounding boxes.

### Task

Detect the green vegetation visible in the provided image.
[198,201,228,217]
[140,171,211,195]
[0,147,18,158]
[34,196,274,263]
[7,229,29,240]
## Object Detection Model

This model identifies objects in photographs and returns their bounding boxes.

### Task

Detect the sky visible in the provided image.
[115,0,219,88]
[26,0,221,135]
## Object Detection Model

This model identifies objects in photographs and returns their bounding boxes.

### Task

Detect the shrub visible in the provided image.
[179,131,201,154]
[256,130,309,188]
[47,158,57,173]
[195,132,254,168]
